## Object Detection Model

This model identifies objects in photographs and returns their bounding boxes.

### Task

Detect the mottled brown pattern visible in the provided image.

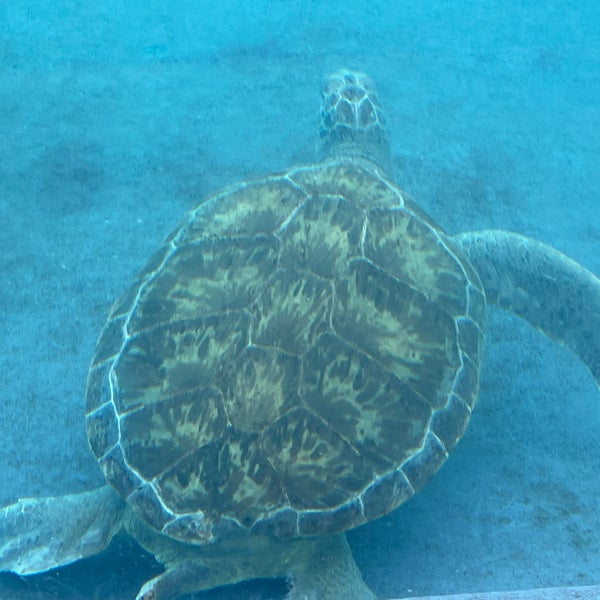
[364,208,469,316]
[128,236,277,332]
[115,312,247,412]
[120,387,227,480]
[290,161,401,210]
[279,195,363,278]
[261,407,374,510]
[221,346,301,432]
[253,269,331,355]
[85,159,486,544]
[333,258,459,405]
[157,429,286,526]
[302,334,430,472]
[177,179,306,245]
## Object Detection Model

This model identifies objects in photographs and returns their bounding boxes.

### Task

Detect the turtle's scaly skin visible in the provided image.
[319,70,391,173]
[85,156,486,545]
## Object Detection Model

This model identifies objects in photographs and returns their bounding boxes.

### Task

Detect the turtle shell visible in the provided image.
[84,159,486,545]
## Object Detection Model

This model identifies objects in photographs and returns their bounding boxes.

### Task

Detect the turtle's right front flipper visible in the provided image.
[0,484,125,575]
[454,229,600,385]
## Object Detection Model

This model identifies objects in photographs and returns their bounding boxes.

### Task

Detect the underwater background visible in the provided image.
[0,1,599,598]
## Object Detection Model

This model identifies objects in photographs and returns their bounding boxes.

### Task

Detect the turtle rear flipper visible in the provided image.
[0,485,125,575]
[126,514,375,600]
[454,230,600,385]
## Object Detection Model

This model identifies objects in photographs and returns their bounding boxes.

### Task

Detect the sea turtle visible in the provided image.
[1,70,599,600]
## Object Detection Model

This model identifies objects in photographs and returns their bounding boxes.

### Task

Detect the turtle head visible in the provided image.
[318,69,393,177]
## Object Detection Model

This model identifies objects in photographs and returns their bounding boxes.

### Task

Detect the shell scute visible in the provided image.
[278,194,363,278]
[301,333,430,472]
[119,386,227,481]
[253,268,331,356]
[177,177,306,245]
[290,161,401,210]
[333,257,460,405]
[260,407,374,511]
[156,428,285,527]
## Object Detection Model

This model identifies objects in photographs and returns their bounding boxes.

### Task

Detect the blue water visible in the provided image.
[0,1,599,598]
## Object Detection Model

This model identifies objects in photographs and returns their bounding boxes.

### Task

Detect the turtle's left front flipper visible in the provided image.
[453,230,600,385]
[0,484,125,575]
